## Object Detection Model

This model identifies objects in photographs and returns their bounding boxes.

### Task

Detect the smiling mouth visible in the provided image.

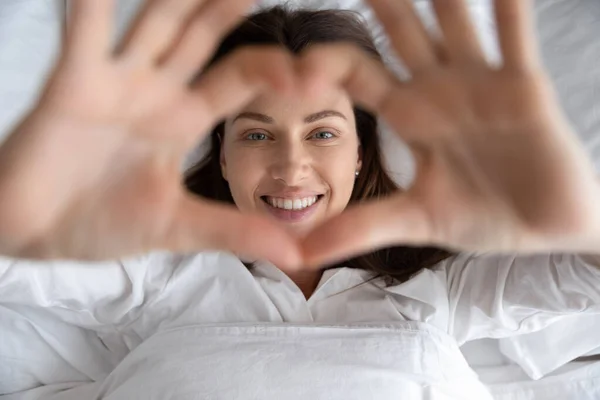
[260,195,324,222]
[261,195,324,211]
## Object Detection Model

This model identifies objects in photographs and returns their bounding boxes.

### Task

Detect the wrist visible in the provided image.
[0,112,50,258]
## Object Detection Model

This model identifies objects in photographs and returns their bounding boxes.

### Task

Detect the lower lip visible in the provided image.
[262,197,322,222]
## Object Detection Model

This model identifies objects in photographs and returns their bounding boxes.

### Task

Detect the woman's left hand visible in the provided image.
[299,0,600,268]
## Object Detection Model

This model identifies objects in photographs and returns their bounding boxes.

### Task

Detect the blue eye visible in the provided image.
[312,131,335,140]
[246,132,268,141]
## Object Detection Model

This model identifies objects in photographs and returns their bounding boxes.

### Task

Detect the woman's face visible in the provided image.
[221,89,362,236]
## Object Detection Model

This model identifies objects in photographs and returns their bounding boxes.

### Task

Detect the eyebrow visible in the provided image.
[233,112,274,124]
[232,110,347,124]
[305,110,347,123]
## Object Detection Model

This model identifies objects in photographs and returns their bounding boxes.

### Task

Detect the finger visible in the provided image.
[432,0,487,65]
[165,47,296,148]
[160,0,257,80]
[167,195,303,269]
[367,0,438,72]
[116,0,207,63]
[299,45,444,145]
[494,0,541,70]
[298,44,394,111]
[67,0,115,59]
[300,195,433,269]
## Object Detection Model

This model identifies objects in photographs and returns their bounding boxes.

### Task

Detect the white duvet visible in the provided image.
[2,252,600,399]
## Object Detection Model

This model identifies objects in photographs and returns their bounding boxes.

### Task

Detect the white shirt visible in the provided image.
[1,251,599,399]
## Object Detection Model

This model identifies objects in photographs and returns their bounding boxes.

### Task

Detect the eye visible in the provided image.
[245,132,269,141]
[311,131,335,140]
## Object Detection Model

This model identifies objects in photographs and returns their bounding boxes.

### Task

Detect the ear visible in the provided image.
[219,134,228,182]
[356,144,363,173]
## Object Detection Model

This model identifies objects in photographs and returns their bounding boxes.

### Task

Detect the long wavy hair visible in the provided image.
[184,6,452,284]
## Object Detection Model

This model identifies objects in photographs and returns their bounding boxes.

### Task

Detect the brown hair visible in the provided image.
[184,6,452,284]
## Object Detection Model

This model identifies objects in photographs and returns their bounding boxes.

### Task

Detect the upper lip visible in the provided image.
[260,191,324,199]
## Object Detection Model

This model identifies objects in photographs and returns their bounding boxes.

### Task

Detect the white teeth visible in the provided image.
[293,199,302,210]
[266,196,319,211]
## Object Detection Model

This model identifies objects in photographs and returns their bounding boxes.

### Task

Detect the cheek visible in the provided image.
[315,149,358,206]
[223,149,265,211]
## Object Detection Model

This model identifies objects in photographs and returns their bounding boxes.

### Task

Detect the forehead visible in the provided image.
[233,87,355,123]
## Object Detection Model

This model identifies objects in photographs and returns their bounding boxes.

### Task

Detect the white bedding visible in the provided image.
[1,1,600,399]
[3,252,600,400]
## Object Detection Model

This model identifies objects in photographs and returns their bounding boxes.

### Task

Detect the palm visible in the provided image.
[402,68,590,251]
[35,60,197,258]
[0,0,302,266]
[301,0,600,266]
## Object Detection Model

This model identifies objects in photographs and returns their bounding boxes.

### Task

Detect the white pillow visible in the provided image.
[534,0,600,172]
[0,0,63,145]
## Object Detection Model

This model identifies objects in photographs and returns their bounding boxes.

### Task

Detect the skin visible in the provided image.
[221,89,362,296]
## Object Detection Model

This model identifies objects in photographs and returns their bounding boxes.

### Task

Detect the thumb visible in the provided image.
[300,194,433,269]
[165,194,303,270]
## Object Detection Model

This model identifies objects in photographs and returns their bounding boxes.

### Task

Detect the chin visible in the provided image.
[282,221,319,238]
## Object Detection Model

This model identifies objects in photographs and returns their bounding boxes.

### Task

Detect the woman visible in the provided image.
[0,0,599,399]
[184,6,453,296]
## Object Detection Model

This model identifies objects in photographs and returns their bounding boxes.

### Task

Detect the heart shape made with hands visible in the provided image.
[1,0,598,271]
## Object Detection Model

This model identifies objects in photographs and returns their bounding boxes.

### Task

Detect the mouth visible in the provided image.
[260,195,324,222]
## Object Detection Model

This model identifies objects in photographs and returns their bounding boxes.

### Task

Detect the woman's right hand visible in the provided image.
[0,0,302,267]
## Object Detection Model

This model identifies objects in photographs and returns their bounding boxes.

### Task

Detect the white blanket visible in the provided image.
[2,252,600,399]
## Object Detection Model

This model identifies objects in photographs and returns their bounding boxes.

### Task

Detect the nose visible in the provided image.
[269,140,311,185]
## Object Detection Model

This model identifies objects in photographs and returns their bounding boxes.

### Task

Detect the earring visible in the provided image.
[355,171,360,177]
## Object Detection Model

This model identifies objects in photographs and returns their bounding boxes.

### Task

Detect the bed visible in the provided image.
[1,0,600,399]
